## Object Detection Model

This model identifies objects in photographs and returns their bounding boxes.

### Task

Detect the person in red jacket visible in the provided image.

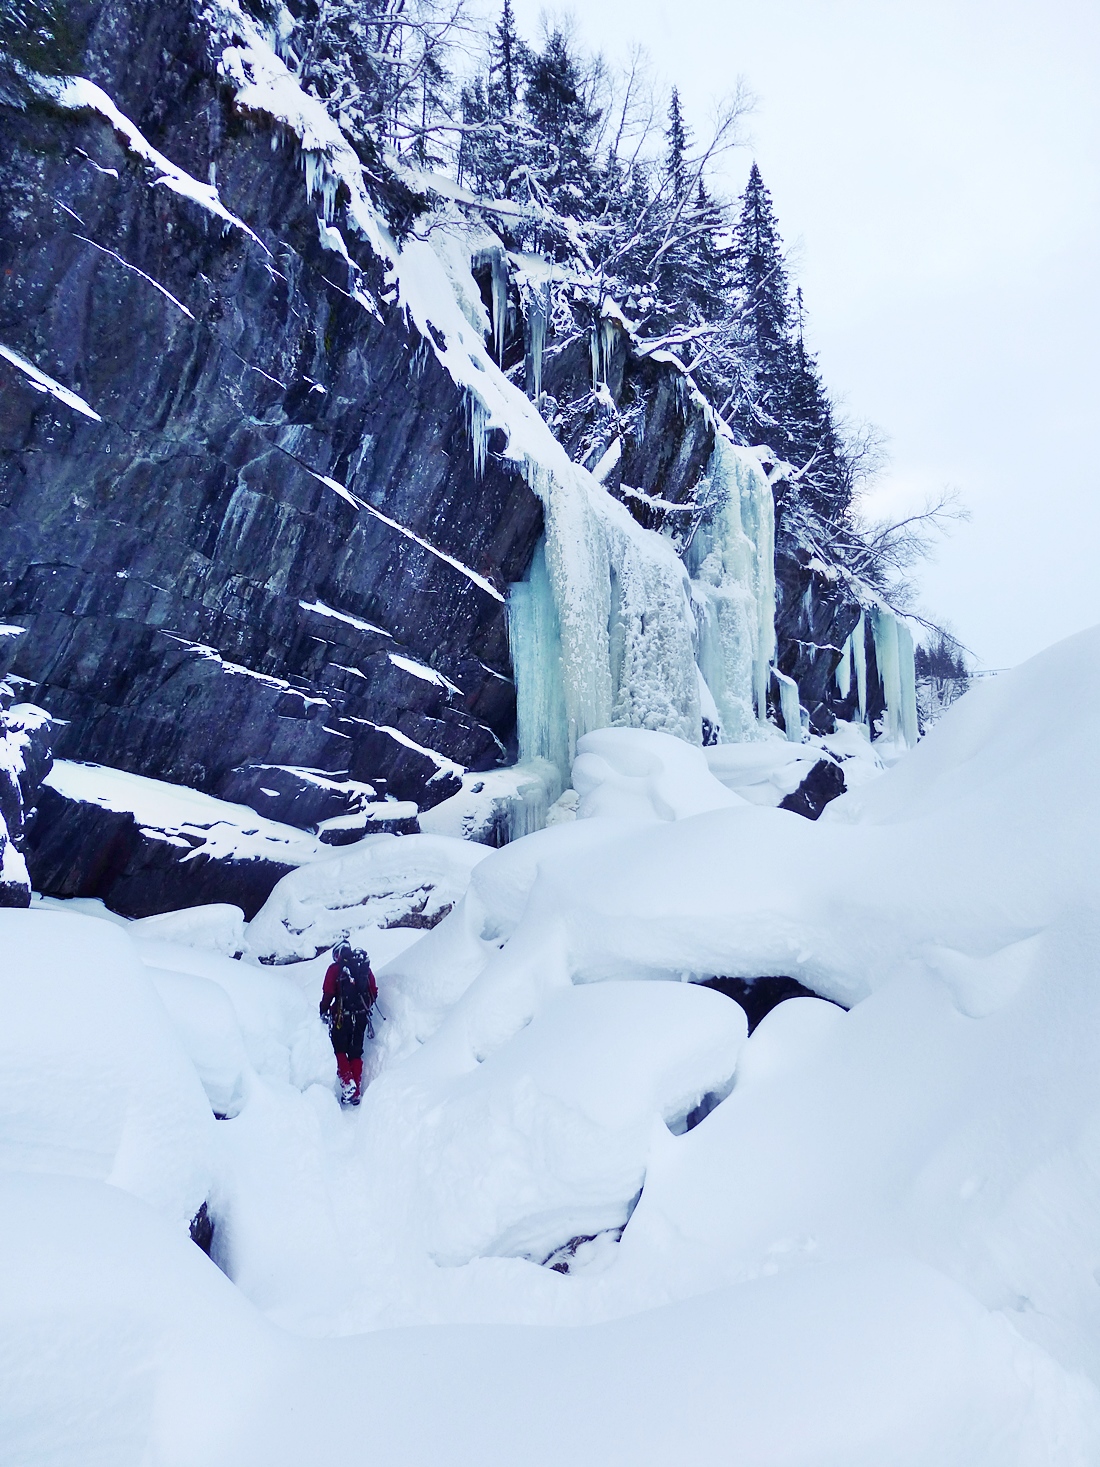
[320,940,378,1105]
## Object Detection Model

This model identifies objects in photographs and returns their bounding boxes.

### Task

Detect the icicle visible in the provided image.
[472,248,512,365]
[836,633,852,700]
[775,669,803,743]
[525,278,550,402]
[466,392,491,479]
[897,618,919,746]
[853,611,867,722]
[303,149,337,223]
[490,251,508,365]
[682,436,776,740]
[505,761,563,841]
[872,608,901,741]
[590,314,618,388]
[871,609,916,745]
[871,607,919,746]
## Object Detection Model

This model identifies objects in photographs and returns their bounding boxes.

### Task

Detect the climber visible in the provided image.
[320,939,378,1105]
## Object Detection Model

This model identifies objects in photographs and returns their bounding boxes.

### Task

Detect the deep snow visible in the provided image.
[4,627,1100,1465]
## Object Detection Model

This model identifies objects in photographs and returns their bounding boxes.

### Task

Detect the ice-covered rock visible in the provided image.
[0,688,53,908]
[246,832,491,964]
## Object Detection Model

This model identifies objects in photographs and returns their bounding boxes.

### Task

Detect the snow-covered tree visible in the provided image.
[725,162,792,444]
[294,0,467,160]
[665,87,689,199]
[488,0,524,115]
[520,29,601,232]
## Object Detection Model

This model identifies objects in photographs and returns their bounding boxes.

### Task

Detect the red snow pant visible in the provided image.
[335,1052,364,1103]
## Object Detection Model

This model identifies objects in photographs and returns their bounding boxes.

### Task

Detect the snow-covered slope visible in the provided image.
[3,626,1100,1462]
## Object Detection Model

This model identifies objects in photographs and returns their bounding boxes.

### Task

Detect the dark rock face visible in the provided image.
[771,529,885,737]
[189,1200,215,1255]
[702,975,846,1034]
[0,0,541,820]
[779,756,846,821]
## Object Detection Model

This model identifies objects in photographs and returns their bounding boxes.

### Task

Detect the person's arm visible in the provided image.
[320,963,339,1018]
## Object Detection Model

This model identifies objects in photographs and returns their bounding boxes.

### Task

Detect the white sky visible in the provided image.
[505,0,1100,667]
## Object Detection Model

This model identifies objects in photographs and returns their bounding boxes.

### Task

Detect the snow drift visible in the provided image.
[3,626,1100,1463]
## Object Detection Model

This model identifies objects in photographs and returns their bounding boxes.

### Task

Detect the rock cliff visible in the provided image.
[0,0,905,912]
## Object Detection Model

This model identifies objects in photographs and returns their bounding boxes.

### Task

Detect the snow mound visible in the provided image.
[573,727,743,821]
[246,832,491,963]
[133,937,333,1090]
[373,979,747,1268]
[0,910,214,1225]
[6,629,1100,1462]
[131,902,247,955]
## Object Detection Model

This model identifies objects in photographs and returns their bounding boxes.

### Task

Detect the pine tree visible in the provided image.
[457,74,493,191]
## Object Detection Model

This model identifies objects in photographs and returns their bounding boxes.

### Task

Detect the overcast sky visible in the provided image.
[507,0,1100,668]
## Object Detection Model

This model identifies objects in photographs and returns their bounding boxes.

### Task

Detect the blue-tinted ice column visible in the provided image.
[684,437,777,741]
[775,669,804,743]
[508,539,571,782]
[872,607,919,746]
[853,611,868,722]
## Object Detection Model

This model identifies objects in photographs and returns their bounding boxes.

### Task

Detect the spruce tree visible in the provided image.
[729,161,792,443]
[488,0,523,115]
[665,88,690,200]
[785,289,849,517]
[521,30,600,224]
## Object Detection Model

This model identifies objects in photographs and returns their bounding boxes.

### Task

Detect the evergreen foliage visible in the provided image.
[915,632,969,683]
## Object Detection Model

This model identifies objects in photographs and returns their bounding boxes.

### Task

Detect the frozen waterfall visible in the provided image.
[872,608,919,746]
[684,435,777,742]
[510,457,704,785]
[510,434,778,789]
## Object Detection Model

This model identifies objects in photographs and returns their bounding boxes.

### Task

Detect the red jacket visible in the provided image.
[321,956,377,1016]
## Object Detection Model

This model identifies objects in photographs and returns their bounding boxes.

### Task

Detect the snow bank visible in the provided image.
[572,727,743,822]
[704,718,884,807]
[0,910,214,1225]
[131,902,247,955]
[367,979,747,1269]
[419,759,563,845]
[7,628,1100,1461]
[133,937,332,1090]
